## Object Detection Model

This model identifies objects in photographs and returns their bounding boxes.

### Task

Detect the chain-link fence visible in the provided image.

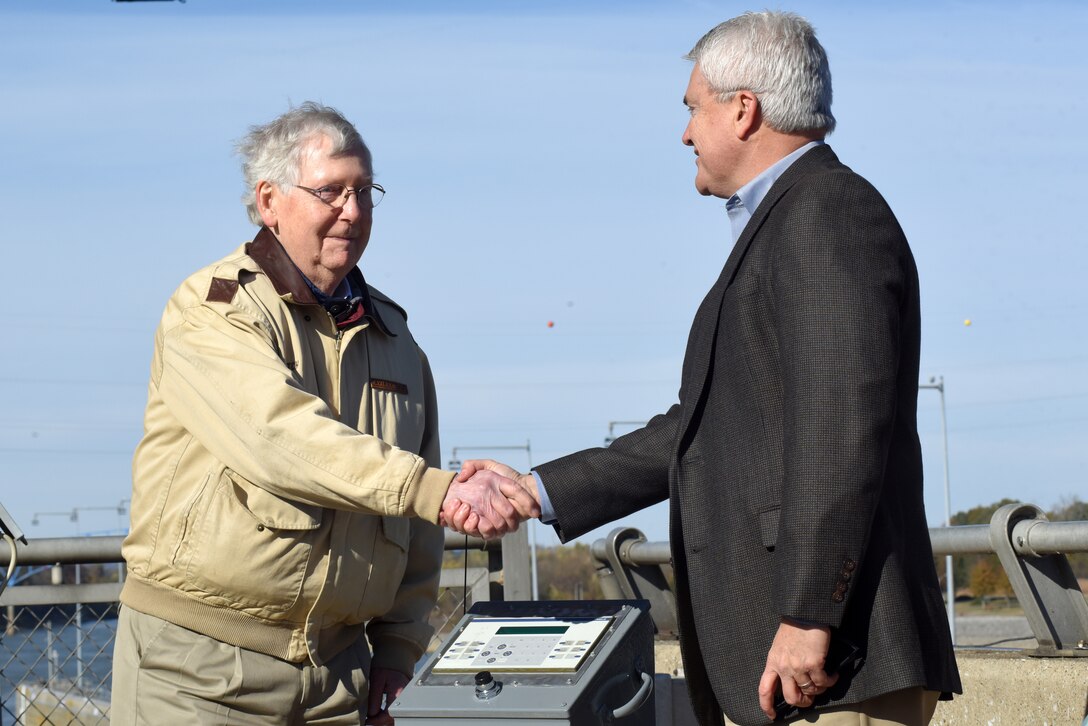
[2,601,115,725]
[1,564,492,725]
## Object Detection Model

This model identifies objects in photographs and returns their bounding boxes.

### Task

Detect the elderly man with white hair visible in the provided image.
[111,102,536,725]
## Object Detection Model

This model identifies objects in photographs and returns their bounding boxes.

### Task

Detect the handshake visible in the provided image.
[439,460,541,539]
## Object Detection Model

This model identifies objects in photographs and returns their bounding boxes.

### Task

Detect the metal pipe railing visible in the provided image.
[927,525,990,554]
[11,519,1081,570]
[592,519,1088,565]
[5,510,1088,653]
[7,519,1088,571]
[591,538,670,567]
[0,530,499,567]
[928,520,1088,556]
[589,505,1088,655]
[1005,519,1088,556]
[0,535,126,566]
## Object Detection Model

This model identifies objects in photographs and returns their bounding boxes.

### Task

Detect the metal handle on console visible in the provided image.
[608,670,654,720]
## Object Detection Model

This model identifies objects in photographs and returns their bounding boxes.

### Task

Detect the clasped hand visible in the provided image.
[757,619,838,719]
[440,460,540,539]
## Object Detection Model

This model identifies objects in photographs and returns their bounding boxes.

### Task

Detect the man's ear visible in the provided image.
[256,180,278,228]
[733,90,761,140]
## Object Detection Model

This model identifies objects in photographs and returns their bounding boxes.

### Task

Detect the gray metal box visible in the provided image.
[391,600,655,725]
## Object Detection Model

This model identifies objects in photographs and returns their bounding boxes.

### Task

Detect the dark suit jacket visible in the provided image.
[536,145,961,725]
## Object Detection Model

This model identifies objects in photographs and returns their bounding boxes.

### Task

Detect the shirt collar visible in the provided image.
[726,140,825,244]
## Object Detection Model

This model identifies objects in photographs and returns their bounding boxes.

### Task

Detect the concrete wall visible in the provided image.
[933,650,1088,725]
[653,641,1088,725]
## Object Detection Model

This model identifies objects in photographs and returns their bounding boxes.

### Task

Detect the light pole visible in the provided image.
[604,420,648,446]
[920,375,955,645]
[448,441,537,600]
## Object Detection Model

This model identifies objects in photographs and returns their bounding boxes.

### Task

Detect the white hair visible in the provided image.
[686,11,835,135]
[235,101,372,225]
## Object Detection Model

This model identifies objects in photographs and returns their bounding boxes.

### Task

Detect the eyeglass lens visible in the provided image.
[313,184,384,208]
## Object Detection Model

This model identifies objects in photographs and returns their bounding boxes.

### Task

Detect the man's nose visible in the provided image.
[339,192,365,220]
[682,122,694,147]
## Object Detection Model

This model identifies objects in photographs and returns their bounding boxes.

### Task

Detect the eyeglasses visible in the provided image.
[294,183,385,209]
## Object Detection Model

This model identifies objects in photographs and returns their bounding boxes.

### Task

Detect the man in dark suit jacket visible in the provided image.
[445,10,960,725]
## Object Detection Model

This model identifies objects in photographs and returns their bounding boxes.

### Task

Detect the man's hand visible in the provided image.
[757,618,837,720]
[458,459,540,516]
[442,459,541,536]
[365,666,409,726]
[440,468,539,539]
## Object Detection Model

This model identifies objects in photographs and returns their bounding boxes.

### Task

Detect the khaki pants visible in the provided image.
[725,687,939,726]
[110,607,372,725]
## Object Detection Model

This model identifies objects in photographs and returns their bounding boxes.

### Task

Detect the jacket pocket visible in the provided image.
[348,516,411,620]
[232,473,323,530]
[759,506,780,551]
[182,469,324,614]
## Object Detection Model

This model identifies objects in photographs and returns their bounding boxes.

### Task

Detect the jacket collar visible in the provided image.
[675,144,840,442]
[724,144,840,284]
[245,226,395,336]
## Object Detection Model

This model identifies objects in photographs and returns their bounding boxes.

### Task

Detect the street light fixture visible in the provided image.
[31,510,78,527]
[920,375,955,645]
[32,504,131,535]
[448,441,537,600]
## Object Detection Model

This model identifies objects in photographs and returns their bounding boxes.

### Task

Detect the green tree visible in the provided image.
[943,498,1019,596]
[968,557,1010,603]
[535,544,604,600]
[1049,495,1088,522]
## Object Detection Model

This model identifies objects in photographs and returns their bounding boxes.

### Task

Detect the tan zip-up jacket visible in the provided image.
[120,227,454,676]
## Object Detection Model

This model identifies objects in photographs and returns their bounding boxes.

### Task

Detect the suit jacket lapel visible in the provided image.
[675,145,840,444]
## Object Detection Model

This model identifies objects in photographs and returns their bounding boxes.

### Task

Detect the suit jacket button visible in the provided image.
[835,582,848,593]
[842,559,857,572]
[832,592,845,603]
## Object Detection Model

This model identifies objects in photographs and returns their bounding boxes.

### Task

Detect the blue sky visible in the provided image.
[1,0,1085,547]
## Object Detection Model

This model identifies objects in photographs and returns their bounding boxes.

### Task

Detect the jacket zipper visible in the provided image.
[332,315,344,415]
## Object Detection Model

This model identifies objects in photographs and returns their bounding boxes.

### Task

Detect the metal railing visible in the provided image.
[3,503,1086,724]
[591,502,1088,657]
[0,531,515,726]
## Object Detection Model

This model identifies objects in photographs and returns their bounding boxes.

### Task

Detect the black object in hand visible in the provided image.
[772,636,864,721]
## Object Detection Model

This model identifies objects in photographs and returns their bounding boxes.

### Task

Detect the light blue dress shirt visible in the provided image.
[726,140,824,246]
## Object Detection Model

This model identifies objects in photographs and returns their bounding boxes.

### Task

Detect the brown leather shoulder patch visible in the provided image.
[370,378,409,395]
[207,277,239,304]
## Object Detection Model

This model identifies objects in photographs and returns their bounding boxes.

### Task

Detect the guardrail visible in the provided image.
[590,502,1088,657]
[2,504,1086,724]
[0,530,510,726]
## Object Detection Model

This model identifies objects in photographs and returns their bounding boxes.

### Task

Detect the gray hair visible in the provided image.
[236,101,372,225]
[685,11,835,135]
